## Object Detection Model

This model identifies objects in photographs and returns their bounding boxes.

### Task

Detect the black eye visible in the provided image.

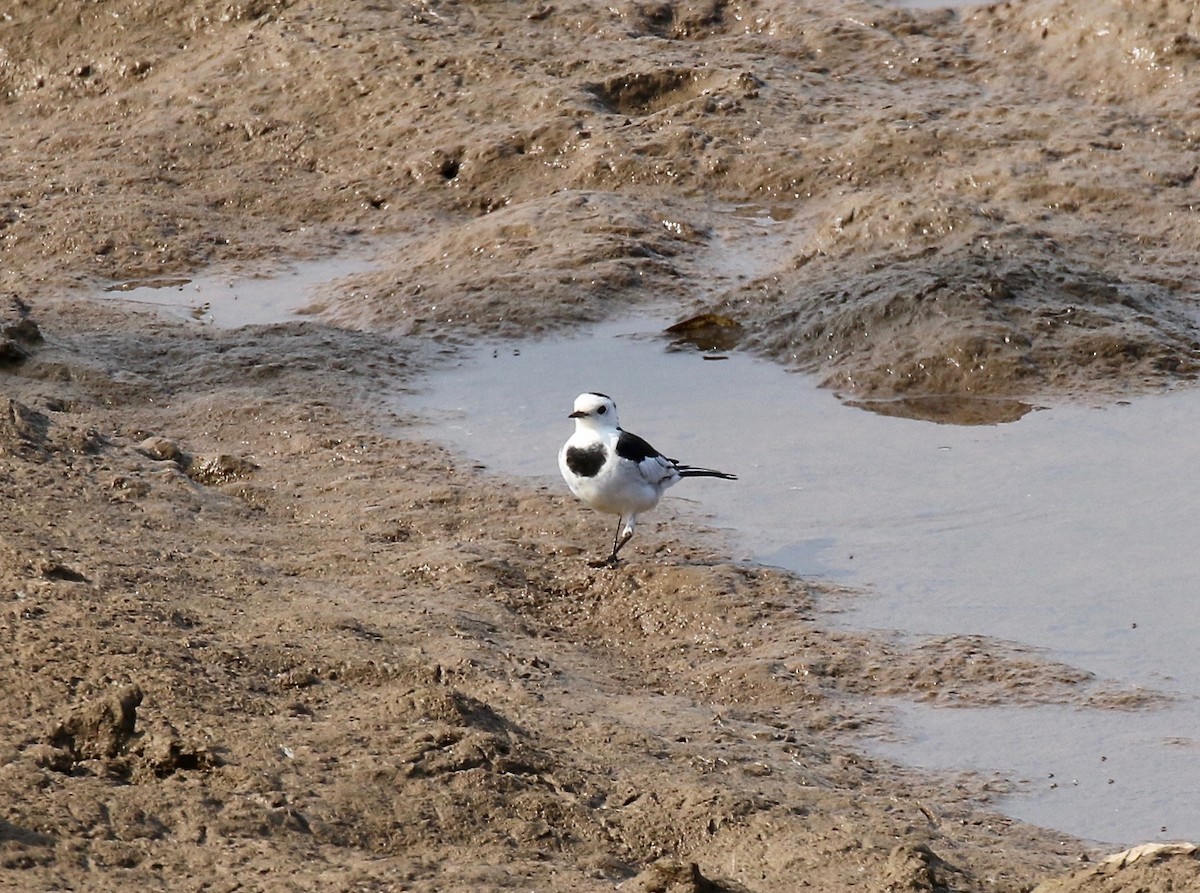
[597,406,607,414]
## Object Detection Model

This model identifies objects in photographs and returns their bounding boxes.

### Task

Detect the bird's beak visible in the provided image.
[568,410,586,419]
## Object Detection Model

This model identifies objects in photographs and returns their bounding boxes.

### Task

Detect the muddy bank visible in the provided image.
[3,0,1200,889]
[0,293,1180,891]
[4,0,1199,403]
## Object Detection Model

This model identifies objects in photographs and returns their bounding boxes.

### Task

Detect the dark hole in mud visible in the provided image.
[0,339,29,364]
[146,740,218,778]
[41,564,89,583]
[439,158,461,180]
[0,295,43,365]
[1,316,42,345]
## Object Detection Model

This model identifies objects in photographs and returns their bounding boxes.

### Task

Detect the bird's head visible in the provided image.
[568,392,619,430]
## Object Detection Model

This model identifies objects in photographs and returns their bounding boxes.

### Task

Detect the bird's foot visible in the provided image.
[588,553,621,569]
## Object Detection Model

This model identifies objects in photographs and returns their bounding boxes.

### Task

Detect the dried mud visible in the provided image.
[3,0,1199,890]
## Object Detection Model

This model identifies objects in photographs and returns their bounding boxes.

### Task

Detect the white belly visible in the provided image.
[559,442,676,517]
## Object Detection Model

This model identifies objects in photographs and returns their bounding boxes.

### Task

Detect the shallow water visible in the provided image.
[405,312,1200,847]
[99,254,375,328]
[96,258,1200,845]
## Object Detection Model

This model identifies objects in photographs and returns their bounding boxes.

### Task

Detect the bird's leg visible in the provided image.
[590,515,633,568]
[610,514,636,559]
[590,513,628,568]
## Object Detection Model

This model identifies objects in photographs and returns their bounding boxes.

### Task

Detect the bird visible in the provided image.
[558,392,736,566]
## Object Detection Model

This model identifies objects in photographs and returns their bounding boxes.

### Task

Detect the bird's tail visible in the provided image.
[677,466,737,480]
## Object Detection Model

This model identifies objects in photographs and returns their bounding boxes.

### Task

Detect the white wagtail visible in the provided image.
[559,392,736,566]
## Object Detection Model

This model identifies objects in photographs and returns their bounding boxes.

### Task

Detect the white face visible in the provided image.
[571,392,619,428]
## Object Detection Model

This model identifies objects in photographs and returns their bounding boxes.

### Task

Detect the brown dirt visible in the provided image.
[2,1,1198,890]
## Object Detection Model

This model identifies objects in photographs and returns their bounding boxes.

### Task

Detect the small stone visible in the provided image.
[137,436,184,462]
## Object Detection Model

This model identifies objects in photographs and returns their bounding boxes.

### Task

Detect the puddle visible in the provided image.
[873,702,1200,846]
[99,254,376,328]
[406,311,1200,846]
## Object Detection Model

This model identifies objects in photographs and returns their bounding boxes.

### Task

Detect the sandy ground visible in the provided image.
[3,0,1200,889]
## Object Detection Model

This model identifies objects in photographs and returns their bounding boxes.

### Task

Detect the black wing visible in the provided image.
[615,429,665,464]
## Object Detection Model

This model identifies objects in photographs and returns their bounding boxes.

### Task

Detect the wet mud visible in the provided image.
[2,0,1199,889]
